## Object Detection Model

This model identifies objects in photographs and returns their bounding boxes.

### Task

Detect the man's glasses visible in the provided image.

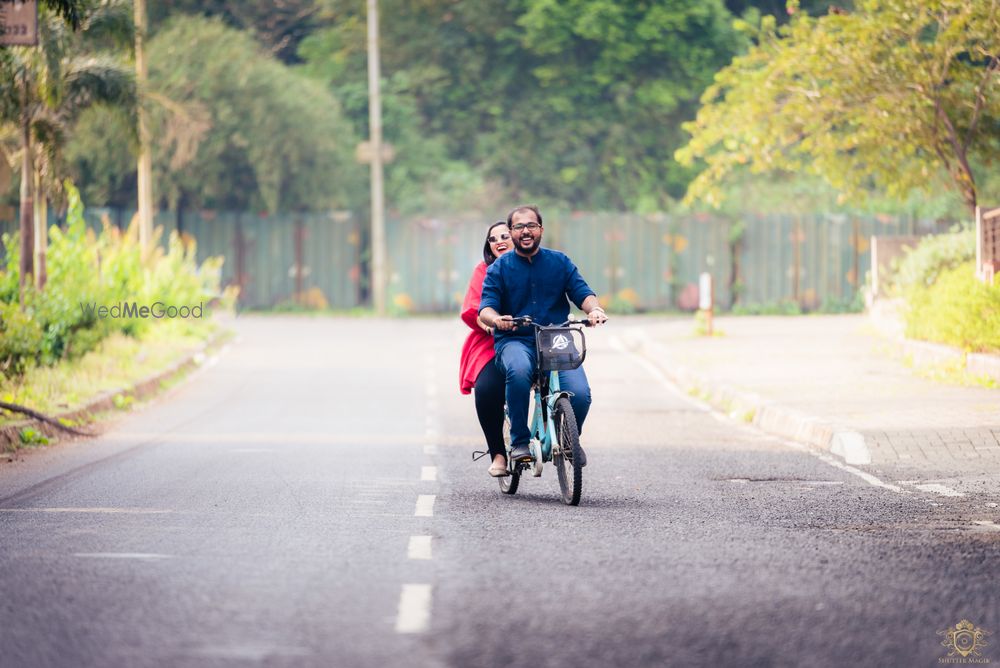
[511,222,541,232]
[488,233,511,243]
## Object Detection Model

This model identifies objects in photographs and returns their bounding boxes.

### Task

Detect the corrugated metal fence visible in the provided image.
[2,209,937,311]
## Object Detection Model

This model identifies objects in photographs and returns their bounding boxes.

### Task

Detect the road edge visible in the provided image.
[622,328,872,466]
[0,326,234,452]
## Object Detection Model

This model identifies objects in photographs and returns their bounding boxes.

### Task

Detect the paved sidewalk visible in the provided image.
[624,315,1000,479]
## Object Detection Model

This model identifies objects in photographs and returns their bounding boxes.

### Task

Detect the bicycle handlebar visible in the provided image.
[507,316,594,329]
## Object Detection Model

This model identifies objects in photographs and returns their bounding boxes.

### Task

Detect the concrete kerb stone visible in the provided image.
[0,327,233,452]
[625,328,873,466]
[868,300,1000,384]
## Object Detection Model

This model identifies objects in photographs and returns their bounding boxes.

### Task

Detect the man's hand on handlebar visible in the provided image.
[587,307,608,327]
[494,315,516,331]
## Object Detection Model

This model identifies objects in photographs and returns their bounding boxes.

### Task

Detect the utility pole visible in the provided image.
[367,0,387,315]
[134,0,153,255]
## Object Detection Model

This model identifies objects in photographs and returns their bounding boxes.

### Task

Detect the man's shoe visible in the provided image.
[577,446,587,468]
[510,443,533,462]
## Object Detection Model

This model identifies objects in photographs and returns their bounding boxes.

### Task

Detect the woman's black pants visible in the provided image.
[474,360,506,460]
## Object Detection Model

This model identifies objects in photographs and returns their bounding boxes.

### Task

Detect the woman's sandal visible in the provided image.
[488,461,509,477]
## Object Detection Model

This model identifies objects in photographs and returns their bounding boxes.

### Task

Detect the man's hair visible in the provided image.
[506,204,543,228]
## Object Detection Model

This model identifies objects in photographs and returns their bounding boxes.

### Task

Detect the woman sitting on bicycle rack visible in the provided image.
[460,221,515,477]
[478,205,608,465]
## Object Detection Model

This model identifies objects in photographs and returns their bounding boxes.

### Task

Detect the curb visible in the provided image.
[869,298,1000,383]
[0,327,233,452]
[623,328,872,466]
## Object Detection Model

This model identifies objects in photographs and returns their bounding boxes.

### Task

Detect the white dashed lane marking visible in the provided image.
[395,584,432,634]
[421,466,437,481]
[74,553,173,560]
[407,536,433,560]
[912,483,965,498]
[414,495,435,517]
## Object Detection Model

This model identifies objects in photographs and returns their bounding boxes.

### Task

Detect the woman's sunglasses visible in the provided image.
[488,233,511,243]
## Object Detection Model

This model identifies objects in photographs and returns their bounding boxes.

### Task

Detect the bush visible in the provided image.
[730,300,803,316]
[904,262,1000,352]
[890,226,975,294]
[0,182,228,377]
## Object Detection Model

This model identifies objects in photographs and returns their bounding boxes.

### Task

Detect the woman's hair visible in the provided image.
[483,221,508,265]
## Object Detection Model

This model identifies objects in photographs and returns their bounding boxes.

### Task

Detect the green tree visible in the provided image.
[676,0,1000,216]
[0,0,135,294]
[302,0,744,212]
[144,16,361,212]
[149,0,321,63]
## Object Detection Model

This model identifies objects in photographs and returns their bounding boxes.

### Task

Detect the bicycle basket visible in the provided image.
[535,327,586,371]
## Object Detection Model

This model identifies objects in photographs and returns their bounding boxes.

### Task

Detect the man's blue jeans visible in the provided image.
[496,338,592,448]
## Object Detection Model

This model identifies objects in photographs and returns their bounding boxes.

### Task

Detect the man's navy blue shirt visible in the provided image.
[479,247,595,347]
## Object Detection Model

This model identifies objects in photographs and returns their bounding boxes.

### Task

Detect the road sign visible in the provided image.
[355,140,395,164]
[0,0,37,46]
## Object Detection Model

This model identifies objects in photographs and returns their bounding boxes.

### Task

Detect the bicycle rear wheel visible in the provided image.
[499,413,520,495]
[553,397,582,506]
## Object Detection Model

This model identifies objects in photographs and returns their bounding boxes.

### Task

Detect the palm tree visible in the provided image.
[0,0,135,296]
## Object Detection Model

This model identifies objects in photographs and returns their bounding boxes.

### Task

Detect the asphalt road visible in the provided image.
[0,316,997,668]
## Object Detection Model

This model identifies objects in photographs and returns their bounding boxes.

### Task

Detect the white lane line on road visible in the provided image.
[780,440,904,494]
[423,444,438,455]
[414,495,436,517]
[421,466,437,481]
[74,553,173,560]
[0,507,173,514]
[610,335,905,495]
[395,584,432,634]
[408,536,433,560]
[912,483,965,497]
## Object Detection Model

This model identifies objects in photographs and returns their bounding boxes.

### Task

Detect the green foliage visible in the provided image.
[0,1,136,203]
[817,292,864,314]
[18,427,50,446]
[300,0,745,212]
[730,300,803,316]
[112,393,134,410]
[145,16,362,213]
[890,227,975,294]
[149,0,319,64]
[677,0,1000,215]
[64,106,136,208]
[63,14,366,213]
[0,182,227,377]
[0,301,44,376]
[904,262,1000,353]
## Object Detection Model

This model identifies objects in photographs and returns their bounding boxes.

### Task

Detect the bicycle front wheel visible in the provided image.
[553,397,582,506]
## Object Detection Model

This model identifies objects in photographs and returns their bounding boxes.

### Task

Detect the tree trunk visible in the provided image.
[18,108,34,303]
[33,167,48,289]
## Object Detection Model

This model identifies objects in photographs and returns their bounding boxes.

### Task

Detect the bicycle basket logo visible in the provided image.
[937,619,991,663]
[550,334,570,351]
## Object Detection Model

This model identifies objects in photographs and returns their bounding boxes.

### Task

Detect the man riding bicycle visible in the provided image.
[478,205,608,464]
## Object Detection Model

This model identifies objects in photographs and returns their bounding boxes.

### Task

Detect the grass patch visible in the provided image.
[0,318,218,427]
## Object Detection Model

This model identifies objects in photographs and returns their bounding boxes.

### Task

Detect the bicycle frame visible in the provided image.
[529,365,573,463]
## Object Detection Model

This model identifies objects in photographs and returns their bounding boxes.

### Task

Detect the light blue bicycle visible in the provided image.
[496,317,591,506]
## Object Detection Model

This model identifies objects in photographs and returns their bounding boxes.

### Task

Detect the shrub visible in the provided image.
[0,182,227,377]
[904,262,1000,352]
[890,226,975,294]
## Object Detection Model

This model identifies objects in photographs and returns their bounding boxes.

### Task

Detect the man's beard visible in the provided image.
[516,234,541,255]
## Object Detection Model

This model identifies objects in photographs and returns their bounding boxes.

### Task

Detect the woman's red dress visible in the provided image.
[459,261,495,394]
